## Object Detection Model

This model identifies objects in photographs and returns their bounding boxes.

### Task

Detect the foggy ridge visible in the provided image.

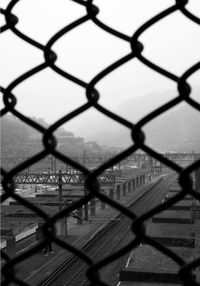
[85,87,200,151]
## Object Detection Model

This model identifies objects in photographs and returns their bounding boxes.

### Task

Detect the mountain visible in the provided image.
[1,115,102,160]
[1,115,31,157]
[2,87,199,157]
[85,87,200,152]
[144,103,200,151]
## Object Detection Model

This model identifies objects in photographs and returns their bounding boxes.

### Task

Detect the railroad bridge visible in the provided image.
[13,171,115,186]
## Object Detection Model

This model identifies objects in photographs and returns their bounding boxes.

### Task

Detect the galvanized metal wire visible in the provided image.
[1,0,200,285]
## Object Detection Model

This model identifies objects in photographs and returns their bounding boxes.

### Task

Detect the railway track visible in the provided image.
[40,173,175,286]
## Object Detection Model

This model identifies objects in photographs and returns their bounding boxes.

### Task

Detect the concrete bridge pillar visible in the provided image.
[6,230,16,257]
[140,175,143,186]
[116,185,120,200]
[136,177,139,188]
[131,181,134,191]
[84,189,89,221]
[84,203,88,221]
[143,174,145,184]
[131,180,134,191]
[90,197,96,216]
[77,207,83,224]
[130,180,133,191]
[132,179,135,191]
[123,183,126,196]
[128,181,131,193]
[109,188,114,200]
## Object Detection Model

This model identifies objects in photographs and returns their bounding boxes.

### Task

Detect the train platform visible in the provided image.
[119,244,194,284]
[146,221,195,236]
[2,178,161,286]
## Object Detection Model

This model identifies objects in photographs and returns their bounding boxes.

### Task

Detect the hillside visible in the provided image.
[2,87,199,156]
[86,87,200,152]
[1,115,103,159]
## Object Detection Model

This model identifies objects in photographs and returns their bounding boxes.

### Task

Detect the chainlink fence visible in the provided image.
[1,0,200,285]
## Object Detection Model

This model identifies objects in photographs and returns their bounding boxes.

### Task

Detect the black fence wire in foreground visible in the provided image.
[1,0,200,285]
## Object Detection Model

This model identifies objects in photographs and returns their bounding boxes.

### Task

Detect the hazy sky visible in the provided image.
[1,0,200,137]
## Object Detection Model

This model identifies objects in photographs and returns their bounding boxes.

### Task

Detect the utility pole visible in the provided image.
[58,170,63,212]
[54,157,57,173]
[118,162,121,177]
[84,188,89,221]
[57,170,67,235]
[64,199,68,235]
[51,155,54,173]
[148,155,153,170]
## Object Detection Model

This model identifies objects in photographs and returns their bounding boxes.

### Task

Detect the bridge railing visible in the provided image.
[12,171,115,186]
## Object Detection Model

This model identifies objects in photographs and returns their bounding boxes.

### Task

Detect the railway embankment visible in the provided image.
[3,175,161,286]
[119,178,200,285]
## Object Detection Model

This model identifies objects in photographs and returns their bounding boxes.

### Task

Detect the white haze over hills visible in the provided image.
[1,0,199,153]
[69,86,200,152]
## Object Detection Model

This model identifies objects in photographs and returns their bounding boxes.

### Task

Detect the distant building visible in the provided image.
[58,134,85,145]
[86,141,101,152]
